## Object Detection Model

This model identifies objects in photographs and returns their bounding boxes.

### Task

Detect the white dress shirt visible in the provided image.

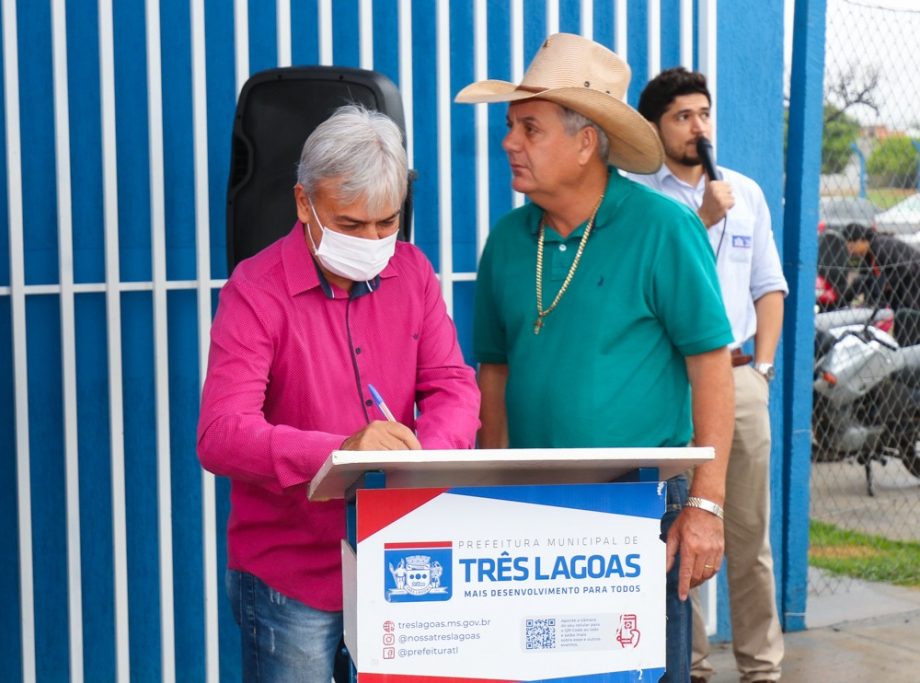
[629,165,788,348]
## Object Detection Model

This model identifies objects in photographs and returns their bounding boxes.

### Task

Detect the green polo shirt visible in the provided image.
[474,169,732,449]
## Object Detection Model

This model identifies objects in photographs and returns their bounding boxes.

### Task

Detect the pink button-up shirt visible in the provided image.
[197,223,480,611]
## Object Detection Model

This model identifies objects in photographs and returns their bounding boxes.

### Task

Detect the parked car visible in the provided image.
[876,193,920,236]
[818,196,878,233]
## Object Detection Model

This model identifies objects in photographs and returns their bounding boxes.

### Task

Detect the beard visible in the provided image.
[670,151,702,168]
[664,140,703,169]
[674,153,701,167]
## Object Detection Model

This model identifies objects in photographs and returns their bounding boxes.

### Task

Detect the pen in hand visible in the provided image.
[368,384,397,422]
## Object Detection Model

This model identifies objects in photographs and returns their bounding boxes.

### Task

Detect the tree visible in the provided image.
[826,64,881,118]
[867,136,919,189]
[822,104,861,174]
[821,64,881,175]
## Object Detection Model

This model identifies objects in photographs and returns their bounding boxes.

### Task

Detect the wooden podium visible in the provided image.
[309,447,711,683]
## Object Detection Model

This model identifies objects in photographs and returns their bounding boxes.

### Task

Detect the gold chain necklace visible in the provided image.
[534,194,605,334]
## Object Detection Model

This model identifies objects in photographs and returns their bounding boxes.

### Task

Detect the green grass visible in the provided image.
[809,520,920,587]
[867,188,915,211]
[821,188,913,211]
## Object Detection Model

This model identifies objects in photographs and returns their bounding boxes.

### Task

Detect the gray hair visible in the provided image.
[558,106,610,161]
[296,104,407,212]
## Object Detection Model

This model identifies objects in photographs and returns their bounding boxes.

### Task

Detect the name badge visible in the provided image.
[731,235,752,249]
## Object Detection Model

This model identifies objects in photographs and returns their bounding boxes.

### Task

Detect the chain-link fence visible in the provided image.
[811,0,920,597]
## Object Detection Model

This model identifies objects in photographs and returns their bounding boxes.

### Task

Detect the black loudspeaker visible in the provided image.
[226,66,412,274]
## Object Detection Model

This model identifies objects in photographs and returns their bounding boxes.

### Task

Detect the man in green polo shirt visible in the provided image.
[456,34,734,683]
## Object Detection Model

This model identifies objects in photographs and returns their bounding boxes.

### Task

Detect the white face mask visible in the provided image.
[306,200,398,283]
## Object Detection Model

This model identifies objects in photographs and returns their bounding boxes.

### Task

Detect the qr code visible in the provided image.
[524,618,556,650]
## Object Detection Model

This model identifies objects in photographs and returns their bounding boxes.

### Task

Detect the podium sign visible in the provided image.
[350,482,666,682]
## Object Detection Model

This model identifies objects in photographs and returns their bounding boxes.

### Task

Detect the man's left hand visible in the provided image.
[665,506,725,600]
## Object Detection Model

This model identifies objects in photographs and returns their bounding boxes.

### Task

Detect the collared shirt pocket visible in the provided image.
[728,232,754,263]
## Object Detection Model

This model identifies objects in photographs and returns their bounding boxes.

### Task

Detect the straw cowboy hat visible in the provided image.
[455,33,663,174]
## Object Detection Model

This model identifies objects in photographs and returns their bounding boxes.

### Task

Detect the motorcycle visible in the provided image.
[815,230,851,311]
[812,307,920,496]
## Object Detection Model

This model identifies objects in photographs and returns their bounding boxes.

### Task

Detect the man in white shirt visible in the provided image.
[630,67,788,683]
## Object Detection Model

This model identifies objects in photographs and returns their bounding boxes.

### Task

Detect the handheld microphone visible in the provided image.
[696,136,720,181]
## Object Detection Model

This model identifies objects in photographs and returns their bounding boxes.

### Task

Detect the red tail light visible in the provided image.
[818,220,826,233]
[815,275,838,305]
[822,371,838,385]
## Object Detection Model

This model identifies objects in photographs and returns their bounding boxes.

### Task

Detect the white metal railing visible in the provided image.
[51,0,84,680]
[98,0,132,679]
[3,0,36,680]
[191,0,219,678]
[144,1,177,678]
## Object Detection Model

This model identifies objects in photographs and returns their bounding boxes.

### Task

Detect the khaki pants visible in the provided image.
[691,365,784,683]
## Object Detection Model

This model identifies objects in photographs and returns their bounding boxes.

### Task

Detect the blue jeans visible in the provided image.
[227,569,343,683]
[660,475,691,683]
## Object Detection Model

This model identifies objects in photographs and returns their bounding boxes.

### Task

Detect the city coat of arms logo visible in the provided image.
[384,541,452,602]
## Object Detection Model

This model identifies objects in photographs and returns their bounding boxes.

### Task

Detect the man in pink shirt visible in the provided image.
[197,105,480,682]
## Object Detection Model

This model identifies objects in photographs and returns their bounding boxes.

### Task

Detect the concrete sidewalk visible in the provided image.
[706,569,920,682]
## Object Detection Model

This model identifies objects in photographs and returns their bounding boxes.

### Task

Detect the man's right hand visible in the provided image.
[341,420,422,451]
[666,505,725,599]
[697,178,735,228]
